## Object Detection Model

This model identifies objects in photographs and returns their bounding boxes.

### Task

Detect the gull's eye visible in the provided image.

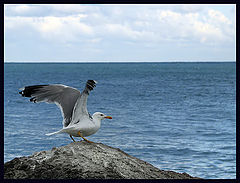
[100,114,104,116]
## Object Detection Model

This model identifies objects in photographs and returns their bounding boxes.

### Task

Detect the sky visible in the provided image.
[4,4,236,62]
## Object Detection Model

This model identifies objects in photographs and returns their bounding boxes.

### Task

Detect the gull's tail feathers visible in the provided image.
[45,129,65,136]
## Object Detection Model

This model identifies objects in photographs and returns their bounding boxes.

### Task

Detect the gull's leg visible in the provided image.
[70,135,76,142]
[78,131,94,143]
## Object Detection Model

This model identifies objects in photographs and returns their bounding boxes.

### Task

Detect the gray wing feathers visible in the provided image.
[70,80,97,125]
[71,93,89,124]
[19,84,80,127]
[19,80,97,127]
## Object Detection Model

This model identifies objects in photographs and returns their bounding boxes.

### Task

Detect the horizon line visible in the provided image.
[4,60,236,63]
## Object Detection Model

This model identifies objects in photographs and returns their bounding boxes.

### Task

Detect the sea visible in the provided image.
[4,62,236,179]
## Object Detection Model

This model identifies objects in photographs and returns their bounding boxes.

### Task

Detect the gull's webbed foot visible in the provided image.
[78,131,94,143]
[83,139,94,143]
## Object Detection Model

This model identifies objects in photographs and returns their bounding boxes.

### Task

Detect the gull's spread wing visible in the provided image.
[70,80,97,125]
[19,84,80,127]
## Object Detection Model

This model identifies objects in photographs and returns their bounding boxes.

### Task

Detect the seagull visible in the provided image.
[19,80,112,143]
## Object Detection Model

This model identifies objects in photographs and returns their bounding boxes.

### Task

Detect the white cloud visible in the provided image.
[36,15,93,39]
[5,14,93,43]
[4,4,236,61]
[49,4,87,13]
[5,5,235,45]
[6,5,234,42]
[193,21,223,43]
[175,4,204,13]
[208,9,231,25]
[105,23,142,39]
[10,4,31,14]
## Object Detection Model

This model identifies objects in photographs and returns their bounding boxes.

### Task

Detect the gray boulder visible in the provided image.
[4,142,200,179]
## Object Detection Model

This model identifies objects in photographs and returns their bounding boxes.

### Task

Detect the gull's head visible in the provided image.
[93,112,112,121]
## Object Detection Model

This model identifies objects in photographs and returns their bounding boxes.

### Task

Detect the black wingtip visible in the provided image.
[86,80,97,91]
[19,90,26,97]
[18,85,49,98]
[30,97,37,103]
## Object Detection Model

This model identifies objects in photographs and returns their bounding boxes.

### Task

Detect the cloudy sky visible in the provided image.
[4,4,236,62]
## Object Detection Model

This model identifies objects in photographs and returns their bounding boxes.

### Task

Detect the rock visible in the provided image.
[4,142,200,179]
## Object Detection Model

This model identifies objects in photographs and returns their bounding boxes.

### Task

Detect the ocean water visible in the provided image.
[4,62,236,179]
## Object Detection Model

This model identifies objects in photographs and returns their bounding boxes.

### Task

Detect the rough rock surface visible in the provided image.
[4,142,200,179]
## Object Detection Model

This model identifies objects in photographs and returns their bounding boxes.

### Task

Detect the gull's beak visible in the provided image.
[104,116,112,119]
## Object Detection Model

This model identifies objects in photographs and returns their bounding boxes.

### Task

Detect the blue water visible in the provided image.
[4,62,236,179]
